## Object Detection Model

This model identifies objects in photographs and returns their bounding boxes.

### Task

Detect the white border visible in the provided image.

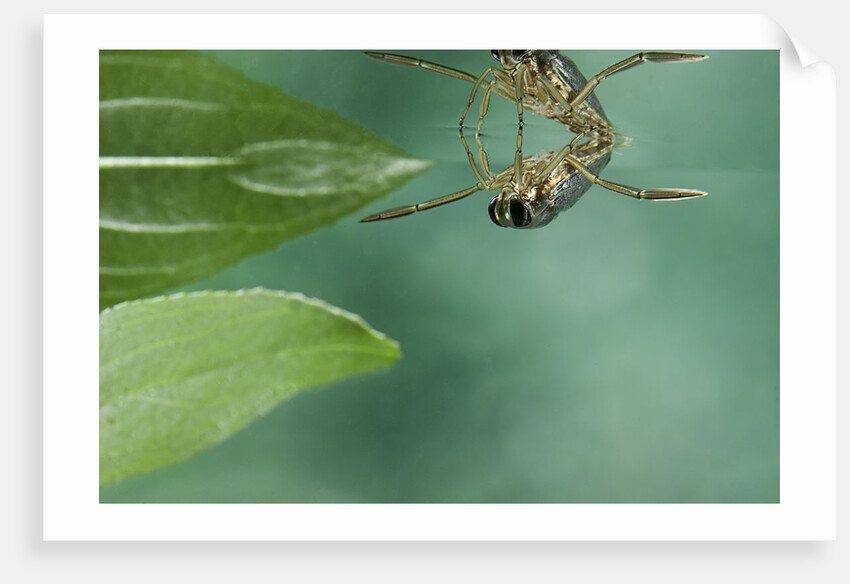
[43,13,836,540]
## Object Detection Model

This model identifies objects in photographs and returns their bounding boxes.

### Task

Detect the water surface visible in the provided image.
[101,50,779,503]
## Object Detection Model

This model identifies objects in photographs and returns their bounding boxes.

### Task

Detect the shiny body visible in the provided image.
[361,50,708,228]
[488,138,612,229]
[495,50,612,139]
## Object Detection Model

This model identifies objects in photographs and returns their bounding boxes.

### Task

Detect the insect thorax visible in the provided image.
[526,51,614,138]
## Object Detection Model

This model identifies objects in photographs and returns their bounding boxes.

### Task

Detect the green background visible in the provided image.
[100,50,779,503]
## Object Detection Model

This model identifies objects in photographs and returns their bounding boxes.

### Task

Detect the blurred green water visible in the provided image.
[100,50,779,503]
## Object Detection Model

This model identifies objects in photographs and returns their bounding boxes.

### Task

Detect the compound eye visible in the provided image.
[510,50,528,60]
[509,196,532,228]
[487,197,508,228]
[490,50,501,60]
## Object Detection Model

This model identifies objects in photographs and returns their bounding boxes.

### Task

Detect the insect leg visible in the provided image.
[570,52,708,110]
[364,52,479,84]
[472,69,524,184]
[535,74,573,117]
[459,124,491,187]
[534,74,603,136]
[459,67,498,130]
[360,185,485,223]
[536,132,589,179]
[360,163,517,223]
[566,155,707,200]
[474,80,497,180]
[513,64,528,190]
[457,69,502,187]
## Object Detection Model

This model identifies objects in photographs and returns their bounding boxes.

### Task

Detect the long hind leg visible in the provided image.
[360,185,485,222]
[365,52,479,84]
[566,155,707,201]
[570,52,707,110]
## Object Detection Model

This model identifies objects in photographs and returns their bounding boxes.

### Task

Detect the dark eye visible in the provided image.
[509,196,532,227]
[510,50,528,59]
[487,198,507,227]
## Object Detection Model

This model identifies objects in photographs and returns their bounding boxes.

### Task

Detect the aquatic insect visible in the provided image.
[361,50,708,229]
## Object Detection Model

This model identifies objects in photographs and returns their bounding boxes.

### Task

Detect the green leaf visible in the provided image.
[99,51,431,310]
[99,288,401,485]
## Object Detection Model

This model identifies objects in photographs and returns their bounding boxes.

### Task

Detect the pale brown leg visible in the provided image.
[571,52,708,110]
[360,185,484,222]
[364,52,478,84]
[512,64,527,190]
[567,155,707,200]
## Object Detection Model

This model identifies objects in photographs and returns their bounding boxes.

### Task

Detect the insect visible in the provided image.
[361,50,709,229]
